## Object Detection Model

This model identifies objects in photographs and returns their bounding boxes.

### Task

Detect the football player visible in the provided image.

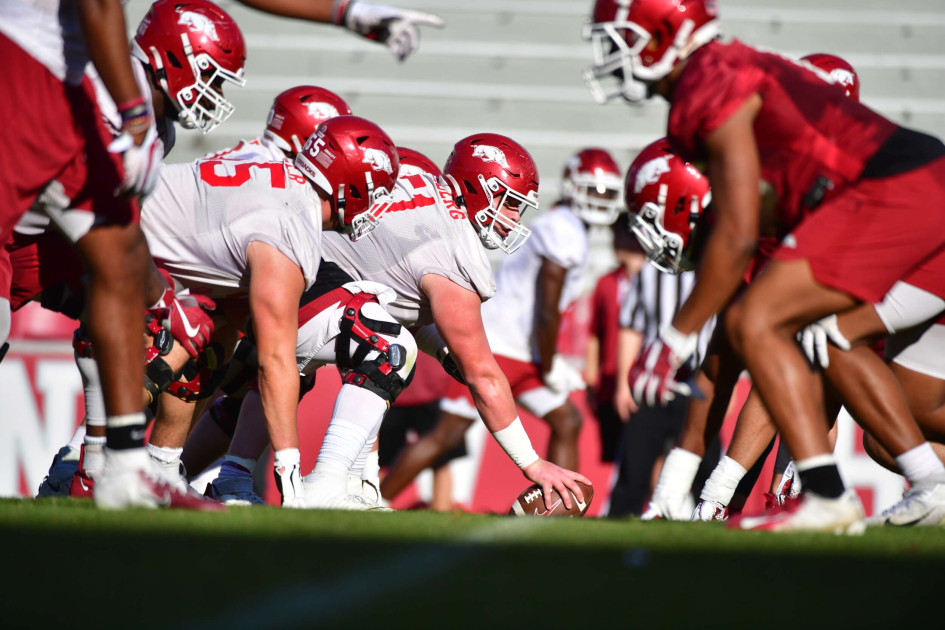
[585,0,945,532]
[31,0,247,501]
[652,52,861,521]
[189,136,591,510]
[1,0,172,509]
[379,147,623,506]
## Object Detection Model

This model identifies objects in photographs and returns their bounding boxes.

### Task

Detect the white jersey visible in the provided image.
[203,136,286,163]
[0,0,88,84]
[140,158,323,297]
[321,173,495,328]
[482,204,590,362]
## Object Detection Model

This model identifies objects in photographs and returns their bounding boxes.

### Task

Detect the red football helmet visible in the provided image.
[562,148,624,226]
[801,53,860,101]
[294,116,400,241]
[624,138,711,273]
[264,86,352,157]
[396,147,443,178]
[132,0,246,133]
[443,133,540,254]
[584,0,720,103]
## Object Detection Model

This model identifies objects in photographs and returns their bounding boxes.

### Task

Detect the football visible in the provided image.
[508,482,593,517]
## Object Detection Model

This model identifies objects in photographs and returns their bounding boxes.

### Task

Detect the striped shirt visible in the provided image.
[619,265,714,369]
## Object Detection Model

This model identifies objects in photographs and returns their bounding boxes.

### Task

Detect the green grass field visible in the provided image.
[4,498,944,629]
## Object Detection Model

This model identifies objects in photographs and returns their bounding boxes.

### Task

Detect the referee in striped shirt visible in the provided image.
[607,264,721,517]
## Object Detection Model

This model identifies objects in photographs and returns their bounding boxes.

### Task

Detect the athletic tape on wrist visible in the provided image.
[491,417,539,469]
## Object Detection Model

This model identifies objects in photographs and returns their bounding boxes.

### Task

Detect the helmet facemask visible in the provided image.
[172,43,245,133]
[564,171,625,226]
[471,174,537,254]
[583,20,650,103]
[629,184,709,274]
[344,174,396,242]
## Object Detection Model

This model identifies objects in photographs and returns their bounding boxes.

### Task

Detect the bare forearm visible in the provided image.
[257,356,300,449]
[673,233,753,335]
[466,373,517,433]
[78,0,141,106]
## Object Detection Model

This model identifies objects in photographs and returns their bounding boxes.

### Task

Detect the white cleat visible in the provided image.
[866,477,945,527]
[731,489,865,534]
[37,446,80,498]
[303,473,388,511]
[691,499,728,522]
[641,493,695,521]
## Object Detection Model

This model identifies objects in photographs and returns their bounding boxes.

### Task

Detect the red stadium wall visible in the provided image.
[2,302,905,516]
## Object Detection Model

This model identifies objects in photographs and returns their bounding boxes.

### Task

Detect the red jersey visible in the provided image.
[668,39,896,236]
[588,266,631,402]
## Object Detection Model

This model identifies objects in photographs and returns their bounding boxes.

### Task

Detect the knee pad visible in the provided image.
[335,293,417,403]
[166,343,227,402]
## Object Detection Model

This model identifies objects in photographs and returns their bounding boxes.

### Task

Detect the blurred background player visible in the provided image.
[608,140,719,518]
[583,212,646,465]
[378,352,459,511]
[380,148,623,504]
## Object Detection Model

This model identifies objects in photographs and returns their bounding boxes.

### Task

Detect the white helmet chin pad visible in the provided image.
[472,175,537,254]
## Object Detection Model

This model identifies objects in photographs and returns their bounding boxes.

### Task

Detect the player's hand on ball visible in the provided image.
[522,459,591,512]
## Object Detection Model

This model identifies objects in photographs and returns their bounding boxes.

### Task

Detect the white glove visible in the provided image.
[543,355,586,394]
[335,0,446,61]
[108,124,164,198]
[797,314,851,368]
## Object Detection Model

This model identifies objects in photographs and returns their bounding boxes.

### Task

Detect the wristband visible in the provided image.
[492,417,540,469]
[331,0,353,25]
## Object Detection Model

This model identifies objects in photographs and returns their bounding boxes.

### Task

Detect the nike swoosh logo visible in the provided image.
[174,301,201,338]
[535,498,562,516]
[887,515,926,527]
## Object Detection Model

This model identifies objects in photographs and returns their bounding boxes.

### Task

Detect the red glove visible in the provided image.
[149,270,216,358]
[629,324,698,408]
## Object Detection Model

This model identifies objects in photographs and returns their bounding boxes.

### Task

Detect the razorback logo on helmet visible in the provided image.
[472,145,510,169]
[829,69,856,89]
[306,102,341,121]
[362,148,393,174]
[634,156,671,193]
[177,10,220,41]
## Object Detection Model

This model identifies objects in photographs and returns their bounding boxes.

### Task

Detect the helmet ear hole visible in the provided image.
[166,51,183,69]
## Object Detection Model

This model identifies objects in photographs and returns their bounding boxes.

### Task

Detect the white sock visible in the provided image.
[362,448,380,483]
[83,436,107,476]
[315,420,371,474]
[146,443,183,464]
[75,354,106,427]
[652,448,702,500]
[699,456,747,505]
[314,384,387,474]
[104,446,150,471]
[895,442,945,484]
[351,438,377,480]
[67,425,87,453]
